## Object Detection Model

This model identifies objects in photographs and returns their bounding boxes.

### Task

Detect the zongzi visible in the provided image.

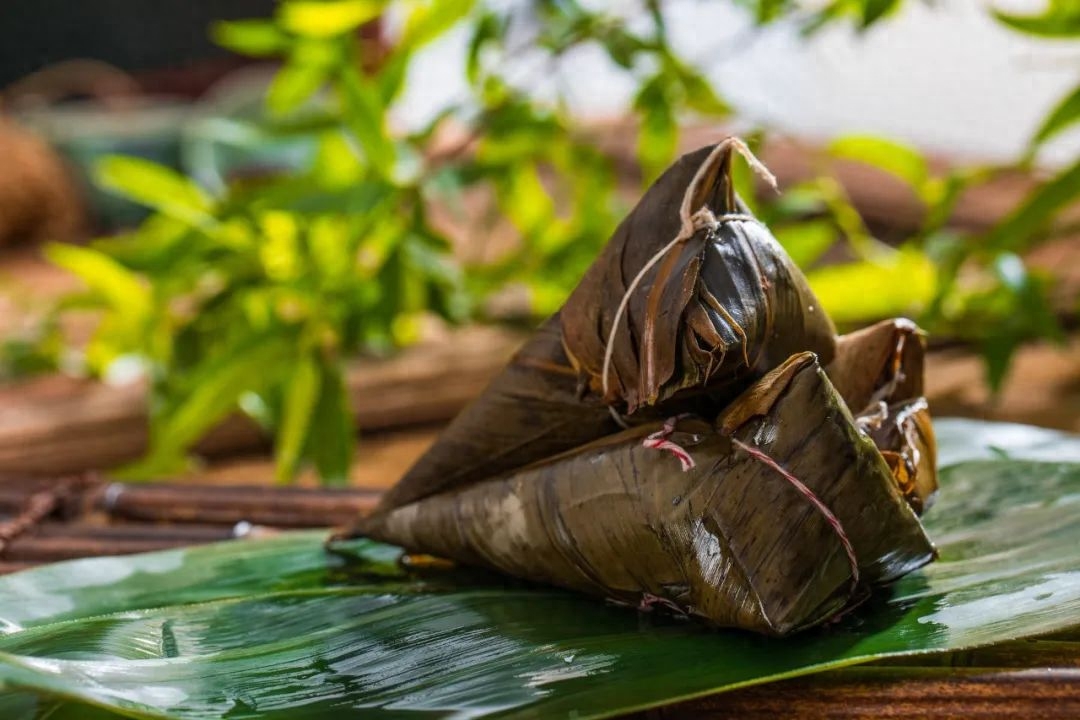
[344,138,938,637]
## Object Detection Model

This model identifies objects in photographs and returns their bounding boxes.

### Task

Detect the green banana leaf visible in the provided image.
[1,418,1080,720]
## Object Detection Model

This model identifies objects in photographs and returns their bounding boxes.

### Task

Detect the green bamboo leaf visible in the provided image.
[754,0,792,24]
[338,68,395,175]
[679,71,732,117]
[993,5,1080,38]
[144,335,292,470]
[860,0,899,28]
[501,162,555,236]
[94,156,212,223]
[278,0,385,38]
[634,76,678,185]
[375,51,410,104]
[266,61,330,115]
[211,19,291,57]
[303,362,355,485]
[806,245,937,323]
[598,29,644,69]
[974,254,1064,393]
[44,244,151,322]
[1032,83,1080,147]
[400,0,476,50]
[729,153,761,215]
[986,157,1080,251]
[829,135,929,199]
[2,420,1080,718]
[275,355,322,483]
[466,12,502,84]
[772,220,836,269]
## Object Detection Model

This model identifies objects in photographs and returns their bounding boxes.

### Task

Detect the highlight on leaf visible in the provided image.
[829,134,930,202]
[278,0,385,38]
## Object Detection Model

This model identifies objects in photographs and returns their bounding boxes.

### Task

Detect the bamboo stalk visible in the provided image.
[95,482,381,526]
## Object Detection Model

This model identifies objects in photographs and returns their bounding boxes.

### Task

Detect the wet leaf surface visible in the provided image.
[1,418,1079,719]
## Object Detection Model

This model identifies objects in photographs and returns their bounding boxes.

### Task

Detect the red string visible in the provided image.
[732,438,860,591]
[642,415,696,471]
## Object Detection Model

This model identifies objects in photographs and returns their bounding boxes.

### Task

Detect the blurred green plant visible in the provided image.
[736,1,1079,393]
[827,0,1080,391]
[3,0,1078,482]
[16,0,736,482]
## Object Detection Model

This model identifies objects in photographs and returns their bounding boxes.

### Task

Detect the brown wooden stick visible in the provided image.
[0,477,371,567]
[95,482,381,526]
[3,534,207,562]
[35,521,240,541]
[0,476,85,552]
[0,490,57,550]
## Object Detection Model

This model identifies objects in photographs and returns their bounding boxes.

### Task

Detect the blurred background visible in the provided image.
[0,0,1077,490]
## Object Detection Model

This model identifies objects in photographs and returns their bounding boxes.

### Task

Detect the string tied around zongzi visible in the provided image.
[600,137,779,428]
[642,414,698,470]
[733,437,861,593]
[639,409,861,593]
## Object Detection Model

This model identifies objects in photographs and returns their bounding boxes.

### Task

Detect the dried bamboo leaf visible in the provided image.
[374,317,619,511]
[867,398,938,513]
[560,141,837,410]
[826,318,938,513]
[826,318,926,415]
[358,353,933,636]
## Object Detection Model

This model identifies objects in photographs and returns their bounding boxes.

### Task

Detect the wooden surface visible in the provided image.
[635,667,1080,719]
